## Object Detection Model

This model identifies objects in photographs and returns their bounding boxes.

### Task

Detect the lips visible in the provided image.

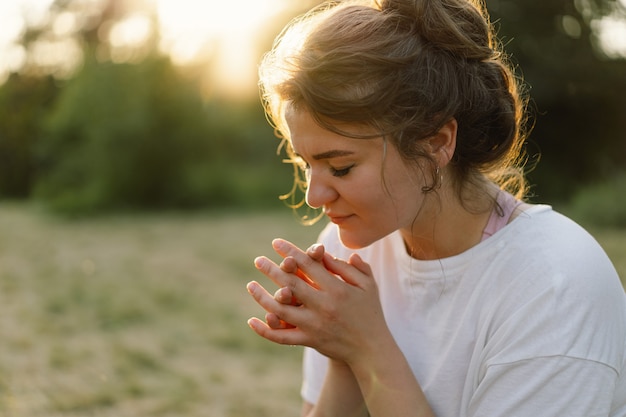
[326,213,354,225]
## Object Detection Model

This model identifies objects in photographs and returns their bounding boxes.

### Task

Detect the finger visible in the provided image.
[322,252,371,288]
[280,256,298,274]
[273,239,325,266]
[247,281,279,314]
[266,312,282,328]
[247,317,309,346]
[265,312,295,329]
[271,239,337,289]
[254,256,292,288]
[247,282,295,328]
[272,239,325,266]
[280,257,318,289]
[256,255,318,292]
[274,286,292,304]
[274,286,302,306]
[348,253,373,276]
[271,238,304,259]
[247,280,305,324]
[306,243,325,262]
[275,242,322,289]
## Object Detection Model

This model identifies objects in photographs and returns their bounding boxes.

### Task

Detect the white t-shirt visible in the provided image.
[301,205,626,417]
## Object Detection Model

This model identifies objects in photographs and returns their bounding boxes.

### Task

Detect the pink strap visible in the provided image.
[481,191,522,241]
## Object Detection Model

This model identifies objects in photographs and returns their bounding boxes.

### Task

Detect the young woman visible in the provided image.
[246,0,626,416]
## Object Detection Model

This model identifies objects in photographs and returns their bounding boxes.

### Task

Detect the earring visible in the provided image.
[436,166,443,189]
[422,165,442,193]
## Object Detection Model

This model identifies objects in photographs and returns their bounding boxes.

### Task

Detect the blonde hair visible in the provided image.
[259,0,530,212]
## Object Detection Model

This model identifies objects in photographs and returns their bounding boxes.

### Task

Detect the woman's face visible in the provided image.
[285,109,428,249]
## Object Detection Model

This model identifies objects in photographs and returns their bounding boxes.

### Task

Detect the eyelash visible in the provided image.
[296,158,353,178]
[331,165,353,177]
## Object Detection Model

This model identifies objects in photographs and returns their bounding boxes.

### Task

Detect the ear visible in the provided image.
[427,118,457,168]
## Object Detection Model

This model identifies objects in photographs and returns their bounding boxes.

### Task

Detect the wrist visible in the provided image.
[345,336,436,417]
[344,326,397,370]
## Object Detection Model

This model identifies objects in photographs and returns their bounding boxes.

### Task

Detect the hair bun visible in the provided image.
[381,0,494,60]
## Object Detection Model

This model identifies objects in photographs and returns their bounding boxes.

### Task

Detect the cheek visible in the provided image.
[380,169,425,219]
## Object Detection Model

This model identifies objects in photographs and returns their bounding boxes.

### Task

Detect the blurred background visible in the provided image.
[0,1,624,416]
[0,0,624,222]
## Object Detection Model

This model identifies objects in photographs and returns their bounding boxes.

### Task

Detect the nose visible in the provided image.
[305,171,338,209]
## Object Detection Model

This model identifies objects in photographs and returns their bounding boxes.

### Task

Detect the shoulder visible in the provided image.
[481,205,626,367]
[493,204,623,314]
[505,205,619,288]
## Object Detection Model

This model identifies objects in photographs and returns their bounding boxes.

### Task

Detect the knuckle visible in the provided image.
[297,253,315,269]
[272,330,292,345]
[286,275,301,292]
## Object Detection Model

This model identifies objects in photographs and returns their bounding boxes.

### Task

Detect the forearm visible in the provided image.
[349,339,435,417]
[308,359,368,417]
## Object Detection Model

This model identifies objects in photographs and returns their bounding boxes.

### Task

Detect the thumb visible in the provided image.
[348,253,372,276]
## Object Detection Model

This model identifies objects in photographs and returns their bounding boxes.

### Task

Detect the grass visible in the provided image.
[0,203,324,417]
[0,203,623,416]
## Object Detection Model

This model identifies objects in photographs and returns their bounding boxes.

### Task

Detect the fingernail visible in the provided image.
[254,257,265,269]
[247,318,257,330]
[246,282,257,294]
[272,238,285,250]
[277,287,289,299]
[308,243,321,252]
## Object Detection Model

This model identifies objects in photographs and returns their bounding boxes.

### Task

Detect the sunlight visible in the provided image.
[0,0,293,97]
[109,14,152,48]
[155,0,290,98]
[107,13,154,63]
[29,37,83,78]
[52,11,79,37]
[593,16,626,58]
[0,2,25,83]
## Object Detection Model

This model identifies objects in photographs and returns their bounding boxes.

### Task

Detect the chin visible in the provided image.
[337,229,378,250]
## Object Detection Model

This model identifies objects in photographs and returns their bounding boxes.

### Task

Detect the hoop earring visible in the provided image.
[436,166,443,189]
[421,165,442,194]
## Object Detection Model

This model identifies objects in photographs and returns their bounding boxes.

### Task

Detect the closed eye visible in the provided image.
[332,165,354,177]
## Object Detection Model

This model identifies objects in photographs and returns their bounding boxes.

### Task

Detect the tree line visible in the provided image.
[0,0,624,217]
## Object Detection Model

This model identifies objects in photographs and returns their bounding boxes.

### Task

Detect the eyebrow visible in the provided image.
[304,150,355,161]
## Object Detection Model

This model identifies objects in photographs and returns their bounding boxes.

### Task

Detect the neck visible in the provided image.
[400,183,498,260]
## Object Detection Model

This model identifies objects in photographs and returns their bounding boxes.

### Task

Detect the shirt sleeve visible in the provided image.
[466,222,626,417]
[468,355,619,417]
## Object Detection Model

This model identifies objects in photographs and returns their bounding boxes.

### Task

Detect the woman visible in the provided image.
[246,0,626,416]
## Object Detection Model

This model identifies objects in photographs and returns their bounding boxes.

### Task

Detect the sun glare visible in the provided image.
[156,0,290,98]
[0,0,294,97]
[593,16,626,59]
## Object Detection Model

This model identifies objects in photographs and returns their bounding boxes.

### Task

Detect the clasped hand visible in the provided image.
[246,238,388,364]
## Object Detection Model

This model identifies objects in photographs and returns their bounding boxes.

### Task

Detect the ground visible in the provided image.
[0,203,622,416]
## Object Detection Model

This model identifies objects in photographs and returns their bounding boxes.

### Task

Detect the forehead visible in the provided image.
[284,107,381,156]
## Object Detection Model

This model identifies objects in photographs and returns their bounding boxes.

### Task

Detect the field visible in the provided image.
[0,203,623,416]
[0,203,325,417]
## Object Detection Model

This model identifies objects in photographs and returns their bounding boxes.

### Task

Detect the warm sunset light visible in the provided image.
[155,0,292,98]
[1,0,624,97]
[0,0,298,98]
[594,16,626,58]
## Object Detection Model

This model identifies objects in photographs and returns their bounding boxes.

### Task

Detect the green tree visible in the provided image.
[36,56,210,213]
[0,75,59,198]
[35,55,290,215]
[485,0,626,201]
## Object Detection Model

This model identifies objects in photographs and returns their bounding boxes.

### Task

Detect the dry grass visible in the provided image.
[0,203,324,416]
[0,203,623,416]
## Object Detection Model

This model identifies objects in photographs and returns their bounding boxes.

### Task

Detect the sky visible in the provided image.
[0,0,625,97]
[0,0,296,98]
